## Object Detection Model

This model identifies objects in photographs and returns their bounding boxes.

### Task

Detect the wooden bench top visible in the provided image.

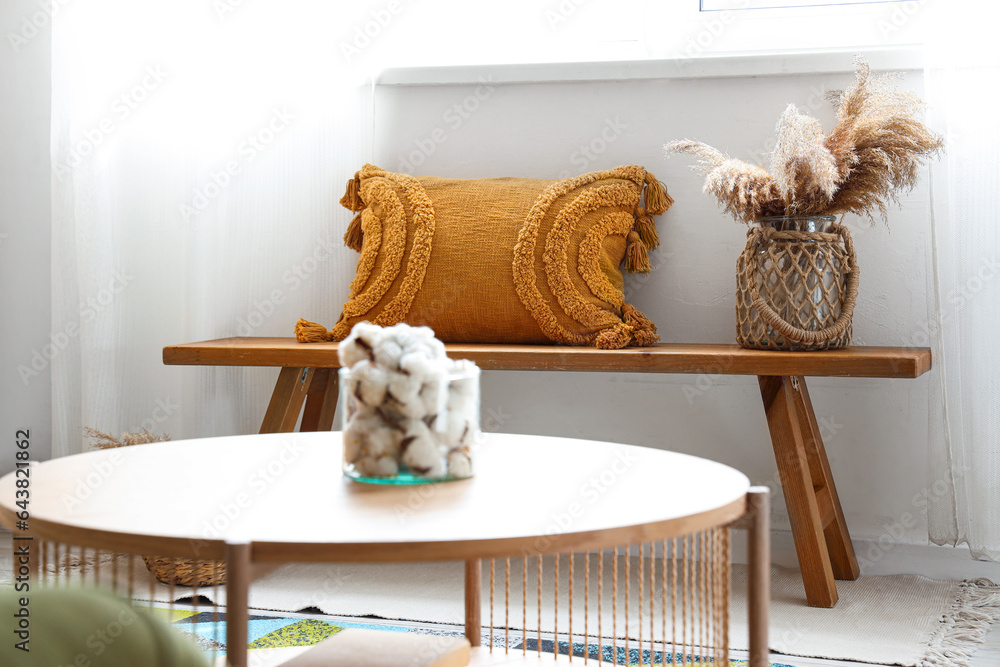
[163,337,931,379]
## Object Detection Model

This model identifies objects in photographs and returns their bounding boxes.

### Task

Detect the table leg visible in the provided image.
[792,377,860,581]
[300,368,340,432]
[758,375,838,608]
[225,540,252,667]
[465,558,482,647]
[260,367,315,434]
[746,486,770,667]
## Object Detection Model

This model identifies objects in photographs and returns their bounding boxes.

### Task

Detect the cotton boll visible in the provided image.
[349,360,389,407]
[343,393,377,422]
[387,371,422,405]
[438,413,474,450]
[373,339,404,372]
[344,412,381,463]
[399,352,438,379]
[418,373,449,421]
[343,428,365,464]
[424,337,447,361]
[338,322,382,368]
[354,455,399,477]
[402,333,446,362]
[447,449,473,478]
[383,323,416,349]
[405,325,436,342]
[363,419,402,459]
[401,419,445,477]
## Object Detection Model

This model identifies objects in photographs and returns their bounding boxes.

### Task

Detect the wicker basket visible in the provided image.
[142,556,226,587]
[736,216,859,351]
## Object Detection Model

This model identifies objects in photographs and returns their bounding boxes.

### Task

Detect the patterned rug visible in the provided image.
[155,602,798,666]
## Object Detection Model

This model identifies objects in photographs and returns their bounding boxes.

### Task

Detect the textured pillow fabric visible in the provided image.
[296,164,672,348]
[0,588,209,667]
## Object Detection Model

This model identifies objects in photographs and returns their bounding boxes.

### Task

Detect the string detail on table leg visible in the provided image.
[638,542,643,661]
[213,568,221,664]
[112,549,119,595]
[661,540,667,666]
[554,553,560,660]
[538,555,543,657]
[703,531,710,664]
[715,527,723,667]
[683,535,689,667]
[148,550,156,619]
[584,551,589,665]
[597,550,603,665]
[489,558,495,653]
[40,540,49,588]
[80,546,88,587]
[191,572,200,654]
[699,532,706,663]
[505,557,510,655]
[569,552,574,663]
[169,558,177,630]
[127,553,135,602]
[625,546,630,666]
[671,538,677,665]
[722,528,731,666]
[612,547,618,666]
[649,542,655,664]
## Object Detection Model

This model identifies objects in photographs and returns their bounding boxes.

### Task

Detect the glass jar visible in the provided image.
[736,214,851,350]
[340,364,480,484]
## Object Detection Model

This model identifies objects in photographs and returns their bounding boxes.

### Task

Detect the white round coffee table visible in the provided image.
[0,432,769,667]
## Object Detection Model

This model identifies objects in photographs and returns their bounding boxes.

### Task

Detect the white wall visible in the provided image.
[0,1,52,477]
[371,52,951,573]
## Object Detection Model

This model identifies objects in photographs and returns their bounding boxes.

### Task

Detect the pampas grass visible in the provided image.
[666,55,943,224]
[667,140,785,224]
[84,426,170,449]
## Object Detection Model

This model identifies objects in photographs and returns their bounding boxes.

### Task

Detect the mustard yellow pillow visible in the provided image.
[296,164,672,348]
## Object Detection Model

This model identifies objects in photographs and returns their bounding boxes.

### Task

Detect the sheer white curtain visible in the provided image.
[924,1,1000,561]
[50,1,371,453]
[48,0,628,455]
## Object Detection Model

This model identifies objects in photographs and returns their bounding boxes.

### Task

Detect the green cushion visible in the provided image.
[0,587,209,667]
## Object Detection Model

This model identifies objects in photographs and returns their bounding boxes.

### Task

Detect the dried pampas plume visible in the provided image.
[769,103,839,214]
[665,55,943,225]
[823,55,944,223]
[84,426,170,449]
[664,140,785,224]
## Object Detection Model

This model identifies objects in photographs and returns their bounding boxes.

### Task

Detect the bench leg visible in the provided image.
[792,377,860,582]
[260,367,315,434]
[300,368,340,432]
[758,375,840,607]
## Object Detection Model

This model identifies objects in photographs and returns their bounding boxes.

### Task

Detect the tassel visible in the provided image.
[339,172,364,212]
[643,172,673,215]
[624,231,651,274]
[622,304,660,346]
[594,322,634,350]
[294,318,336,343]
[343,212,364,251]
[634,206,660,250]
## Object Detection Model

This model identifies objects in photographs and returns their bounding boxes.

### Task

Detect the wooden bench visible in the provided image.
[163,337,931,608]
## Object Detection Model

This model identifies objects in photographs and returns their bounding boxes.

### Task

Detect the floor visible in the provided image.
[1,531,998,666]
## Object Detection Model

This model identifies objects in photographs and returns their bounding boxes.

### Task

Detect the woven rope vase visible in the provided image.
[736,216,859,351]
